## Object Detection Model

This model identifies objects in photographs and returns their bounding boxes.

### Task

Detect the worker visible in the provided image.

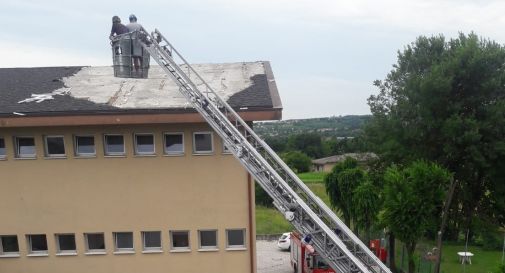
[126,14,144,72]
[109,16,129,40]
[126,14,143,31]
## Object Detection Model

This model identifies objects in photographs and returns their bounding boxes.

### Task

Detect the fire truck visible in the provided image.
[290,232,335,273]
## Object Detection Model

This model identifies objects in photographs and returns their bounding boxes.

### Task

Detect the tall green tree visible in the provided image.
[282,151,312,173]
[367,33,505,233]
[287,133,326,158]
[353,180,380,243]
[324,157,367,227]
[381,160,452,273]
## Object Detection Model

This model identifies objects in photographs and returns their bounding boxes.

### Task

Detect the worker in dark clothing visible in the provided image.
[109,16,129,40]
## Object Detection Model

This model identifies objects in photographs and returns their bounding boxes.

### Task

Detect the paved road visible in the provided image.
[257,240,292,273]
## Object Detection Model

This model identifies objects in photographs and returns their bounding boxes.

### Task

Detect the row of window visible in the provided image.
[0,132,232,159]
[0,229,246,257]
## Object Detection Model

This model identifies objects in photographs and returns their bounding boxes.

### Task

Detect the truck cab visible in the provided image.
[290,232,335,273]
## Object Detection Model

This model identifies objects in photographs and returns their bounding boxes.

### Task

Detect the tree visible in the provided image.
[282,151,312,173]
[381,160,452,273]
[287,133,326,158]
[367,33,505,235]
[324,157,367,227]
[353,180,380,243]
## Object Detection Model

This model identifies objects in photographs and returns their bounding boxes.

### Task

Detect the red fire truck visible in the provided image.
[290,232,335,273]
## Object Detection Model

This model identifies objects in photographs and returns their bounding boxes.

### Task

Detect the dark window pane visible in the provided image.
[29,235,48,251]
[58,234,76,251]
[165,134,183,153]
[105,135,124,154]
[143,232,161,248]
[194,133,212,152]
[1,236,19,252]
[17,137,35,156]
[227,230,244,247]
[46,137,65,155]
[115,232,133,249]
[76,136,95,154]
[172,232,189,248]
[200,230,217,247]
[136,135,154,154]
[0,138,5,156]
[87,234,105,250]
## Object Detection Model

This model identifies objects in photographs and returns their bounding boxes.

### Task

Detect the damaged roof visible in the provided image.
[0,61,282,118]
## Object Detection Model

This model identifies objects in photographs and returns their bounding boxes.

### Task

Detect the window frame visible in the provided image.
[103,134,126,156]
[113,232,134,253]
[74,135,96,157]
[198,229,218,250]
[192,132,214,154]
[84,233,106,254]
[142,231,162,252]
[26,234,48,255]
[170,230,190,251]
[0,235,20,257]
[0,137,6,159]
[134,133,156,156]
[163,132,185,155]
[55,233,77,255]
[44,135,66,158]
[226,229,246,250]
[14,136,36,158]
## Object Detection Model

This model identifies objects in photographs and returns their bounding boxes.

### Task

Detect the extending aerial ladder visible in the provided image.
[131,29,392,273]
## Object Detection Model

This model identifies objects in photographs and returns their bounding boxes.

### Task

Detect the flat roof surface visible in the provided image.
[0,61,281,118]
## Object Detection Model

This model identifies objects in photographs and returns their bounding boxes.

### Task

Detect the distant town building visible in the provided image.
[312,152,378,172]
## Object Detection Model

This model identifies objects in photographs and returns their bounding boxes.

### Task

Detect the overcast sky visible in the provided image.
[1,0,504,119]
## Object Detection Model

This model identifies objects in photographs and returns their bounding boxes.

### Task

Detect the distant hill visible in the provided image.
[253,115,371,139]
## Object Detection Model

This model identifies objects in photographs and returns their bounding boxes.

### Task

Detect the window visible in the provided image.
[134,134,155,155]
[0,138,6,158]
[170,231,190,250]
[27,234,48,255]
[55,234,76,254]
[114,232,134,252]
[226,229,245,249]
[44,136,66,157]
[85,233,105,253]
[75,136,95,156]
[104,134,125,156]
[198,230,217,250]
[15,136,36,158]
[142,231,162,252]
[193,132,213,154]
[0,235,19,256]
[164,133,184,155]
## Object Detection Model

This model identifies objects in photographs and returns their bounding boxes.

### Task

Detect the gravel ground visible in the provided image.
[257,240,292,273]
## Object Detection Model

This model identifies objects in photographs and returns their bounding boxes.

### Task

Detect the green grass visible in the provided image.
[395,241,504,273]
[255,206,293,235]
[255,172,332,234]
[297,171,326,183]
[440,244,503,273]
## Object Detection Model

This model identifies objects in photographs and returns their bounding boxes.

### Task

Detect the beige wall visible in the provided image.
[0,122,256,273]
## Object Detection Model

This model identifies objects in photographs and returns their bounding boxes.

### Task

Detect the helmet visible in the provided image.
[112,16,121,23]
[129,14,137,22]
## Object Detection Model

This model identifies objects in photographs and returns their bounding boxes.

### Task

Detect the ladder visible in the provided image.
[136,29,391,273]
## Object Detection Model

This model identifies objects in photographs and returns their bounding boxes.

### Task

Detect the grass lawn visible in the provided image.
[255,206,293,235]
[255,172,331,235]
[395,241,504,273]
[297,171,326,183]
[439,244,503,273]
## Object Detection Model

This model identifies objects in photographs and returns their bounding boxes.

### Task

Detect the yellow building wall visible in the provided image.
[0,122,256,273]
